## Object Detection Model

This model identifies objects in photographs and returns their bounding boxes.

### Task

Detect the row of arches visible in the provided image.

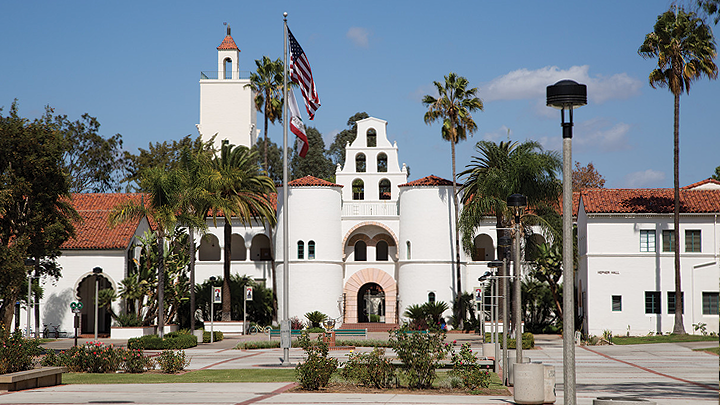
[198,234,272,261]
[297,240,316,260]
[355,152,387,173]
[346,233,396,262]
[352,179,392,200]
[471,233,547,261]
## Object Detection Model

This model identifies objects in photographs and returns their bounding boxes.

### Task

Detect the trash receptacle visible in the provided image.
[543,364,556,404]
[593,397,657,405]
[513,362,545,404]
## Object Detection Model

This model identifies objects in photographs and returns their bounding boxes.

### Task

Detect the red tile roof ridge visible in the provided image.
[682,178,720,189]
[278,176,343,188]
[398,175,453,187]
[581,187,720,214]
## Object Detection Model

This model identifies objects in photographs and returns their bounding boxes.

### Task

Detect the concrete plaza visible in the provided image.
[0,334,716,405]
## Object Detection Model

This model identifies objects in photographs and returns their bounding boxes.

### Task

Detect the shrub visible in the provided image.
[295,332,337,390]
[290,316,305,330]
[388,327,450,389]
[202,331,223,343]
[120,348,155,373]
[449,343,490,390]
[114,313,142,327]
[156,350,189,373]
[128,334,198,350]
[485,332,534,349]
[40,349,61,367]
[55,342,122,373]
[340,347,395,388]
[0,328,41,374]
[304,311,327,328]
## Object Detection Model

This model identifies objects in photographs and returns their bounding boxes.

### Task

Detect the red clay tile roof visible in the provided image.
[61,193,147,250]
[217,35,239,50]
[682,178,720,190]
[581,188,720,214]
[398,175,453,187]
[278,176,342,188]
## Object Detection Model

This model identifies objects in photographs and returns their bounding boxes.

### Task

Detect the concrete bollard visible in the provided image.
[507,356,530,386]
[593,397,657,405]
[482,343,494,358]
[194,329,204,343]
[513,362,545,404]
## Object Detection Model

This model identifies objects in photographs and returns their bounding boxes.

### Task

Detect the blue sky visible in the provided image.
[2,1,718,188]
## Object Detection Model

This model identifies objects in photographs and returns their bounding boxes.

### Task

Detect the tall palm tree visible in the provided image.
[422,73,484,297]
[207,141,277,321]
[109,167,204,337]
[639,7,718,334]
[246,56,284,172]
[458,140,562,324]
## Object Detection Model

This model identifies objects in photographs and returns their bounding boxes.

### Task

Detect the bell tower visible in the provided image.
[197,25,258,148]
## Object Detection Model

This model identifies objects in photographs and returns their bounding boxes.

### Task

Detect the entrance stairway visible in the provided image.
[339,322,400,332]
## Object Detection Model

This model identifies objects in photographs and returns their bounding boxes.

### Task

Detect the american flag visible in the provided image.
[288,28,320,120]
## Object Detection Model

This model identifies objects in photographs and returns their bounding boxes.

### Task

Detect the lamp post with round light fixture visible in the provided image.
[92,267,103,341]
[507,193,526,365]
[547,79,586,405]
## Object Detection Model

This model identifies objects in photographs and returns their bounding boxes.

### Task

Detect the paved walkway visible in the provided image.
[0,334,716,405]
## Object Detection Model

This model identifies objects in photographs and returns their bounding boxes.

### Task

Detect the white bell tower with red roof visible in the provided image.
[197,25,258,148]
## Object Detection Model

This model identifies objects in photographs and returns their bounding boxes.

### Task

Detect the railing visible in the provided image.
[342,201,398,217]
[200,71,252,80]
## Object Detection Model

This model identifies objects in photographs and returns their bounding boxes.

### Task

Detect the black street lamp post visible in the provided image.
[507,193,526,366]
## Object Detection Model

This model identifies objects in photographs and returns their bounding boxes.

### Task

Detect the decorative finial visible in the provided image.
[283,12,288,17]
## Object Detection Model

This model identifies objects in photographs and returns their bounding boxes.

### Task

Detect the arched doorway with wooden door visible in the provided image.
[343,268,396,325]
[357,283,385,323]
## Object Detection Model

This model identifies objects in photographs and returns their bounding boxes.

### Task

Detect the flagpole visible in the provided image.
[281,11,290,366]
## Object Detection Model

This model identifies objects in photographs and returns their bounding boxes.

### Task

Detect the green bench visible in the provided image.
[268,329,304,339]
[332,328,368,339]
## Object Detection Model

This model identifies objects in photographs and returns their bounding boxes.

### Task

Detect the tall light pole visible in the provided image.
[507,193,526,365]
[547,79,586,405]
[24,259,35,338]
[498,235,512,385]
[93,267,103,341]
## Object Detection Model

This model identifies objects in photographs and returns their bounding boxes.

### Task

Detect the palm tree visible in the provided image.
[109,167,204,337]
[207,141,277,321]
[422,73,484,297]
[246,56,284,172]
[458,140,561,327]
[639,7,718,334]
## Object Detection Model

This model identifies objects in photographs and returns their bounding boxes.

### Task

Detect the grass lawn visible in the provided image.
[612,334,718,345]
[693,347,720,355]
[63,369,297,384]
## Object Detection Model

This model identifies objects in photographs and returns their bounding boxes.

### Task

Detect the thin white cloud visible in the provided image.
[624,169,665,188]
[410,83,437,103]
[574,118,632,153]
[482,126,513,143]
[482,65,642,104]
[347,27,371,48]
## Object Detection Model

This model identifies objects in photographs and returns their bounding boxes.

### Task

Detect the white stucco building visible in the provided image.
[15,29,717,337]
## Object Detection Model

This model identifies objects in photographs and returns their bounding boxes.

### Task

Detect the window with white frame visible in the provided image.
[297,241,304,260]
[612,295,622,311]
[667,291,684,314]
[662,230,675,252]
[685,230,701,252]
[703,292,719,315]
[308,240,315,259]
[640,230,655,252]
[645,291,660,314]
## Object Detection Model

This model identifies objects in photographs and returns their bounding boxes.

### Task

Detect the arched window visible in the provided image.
[406,241,411,260]
[377,152,387,172]
[224,58,232,79]
[250,234,272,261]
[230,234,246,261]
[355,153,366,172]
[355,241,367,261]
[379,179,391,200]
[308,240,316,259]
[297,241,304,259]
[199,234,221,261]
[352,179,364,200]
[472,234,494,261]
[366,129,377,147]
[376,240,388,261]
[428,292,436,303]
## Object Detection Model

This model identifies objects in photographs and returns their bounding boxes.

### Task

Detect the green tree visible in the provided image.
[639,7,718,334]
[423,73,484,298]
[206,142,277,321]
[291,127,334,180]
[328,112,369,167]
[0,101,78,334]
[122,134,214,189]
[109,167,204,337]
[697,0,720,24]
[712,165,720,180]
[246,56,284,172]
[251,138,283,183]
[58,113,124,193]
[528,243,563,319]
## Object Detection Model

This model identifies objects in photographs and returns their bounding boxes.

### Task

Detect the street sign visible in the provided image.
[70,301,83,313]
[474,287,483,302]
[212,287,222,304]
[245,286,253,301]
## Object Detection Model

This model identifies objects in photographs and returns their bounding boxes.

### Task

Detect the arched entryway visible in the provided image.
[357,283,385,323]
[343,268,396,324]
[75,274,113,335]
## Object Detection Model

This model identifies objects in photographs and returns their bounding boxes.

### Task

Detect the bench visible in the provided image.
[268,329,304,340]
[402,330,428,334]
[0,367,67,392]
[333,329,368,339]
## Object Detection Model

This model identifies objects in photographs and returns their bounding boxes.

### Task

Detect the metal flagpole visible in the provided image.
[281,11,290,366]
